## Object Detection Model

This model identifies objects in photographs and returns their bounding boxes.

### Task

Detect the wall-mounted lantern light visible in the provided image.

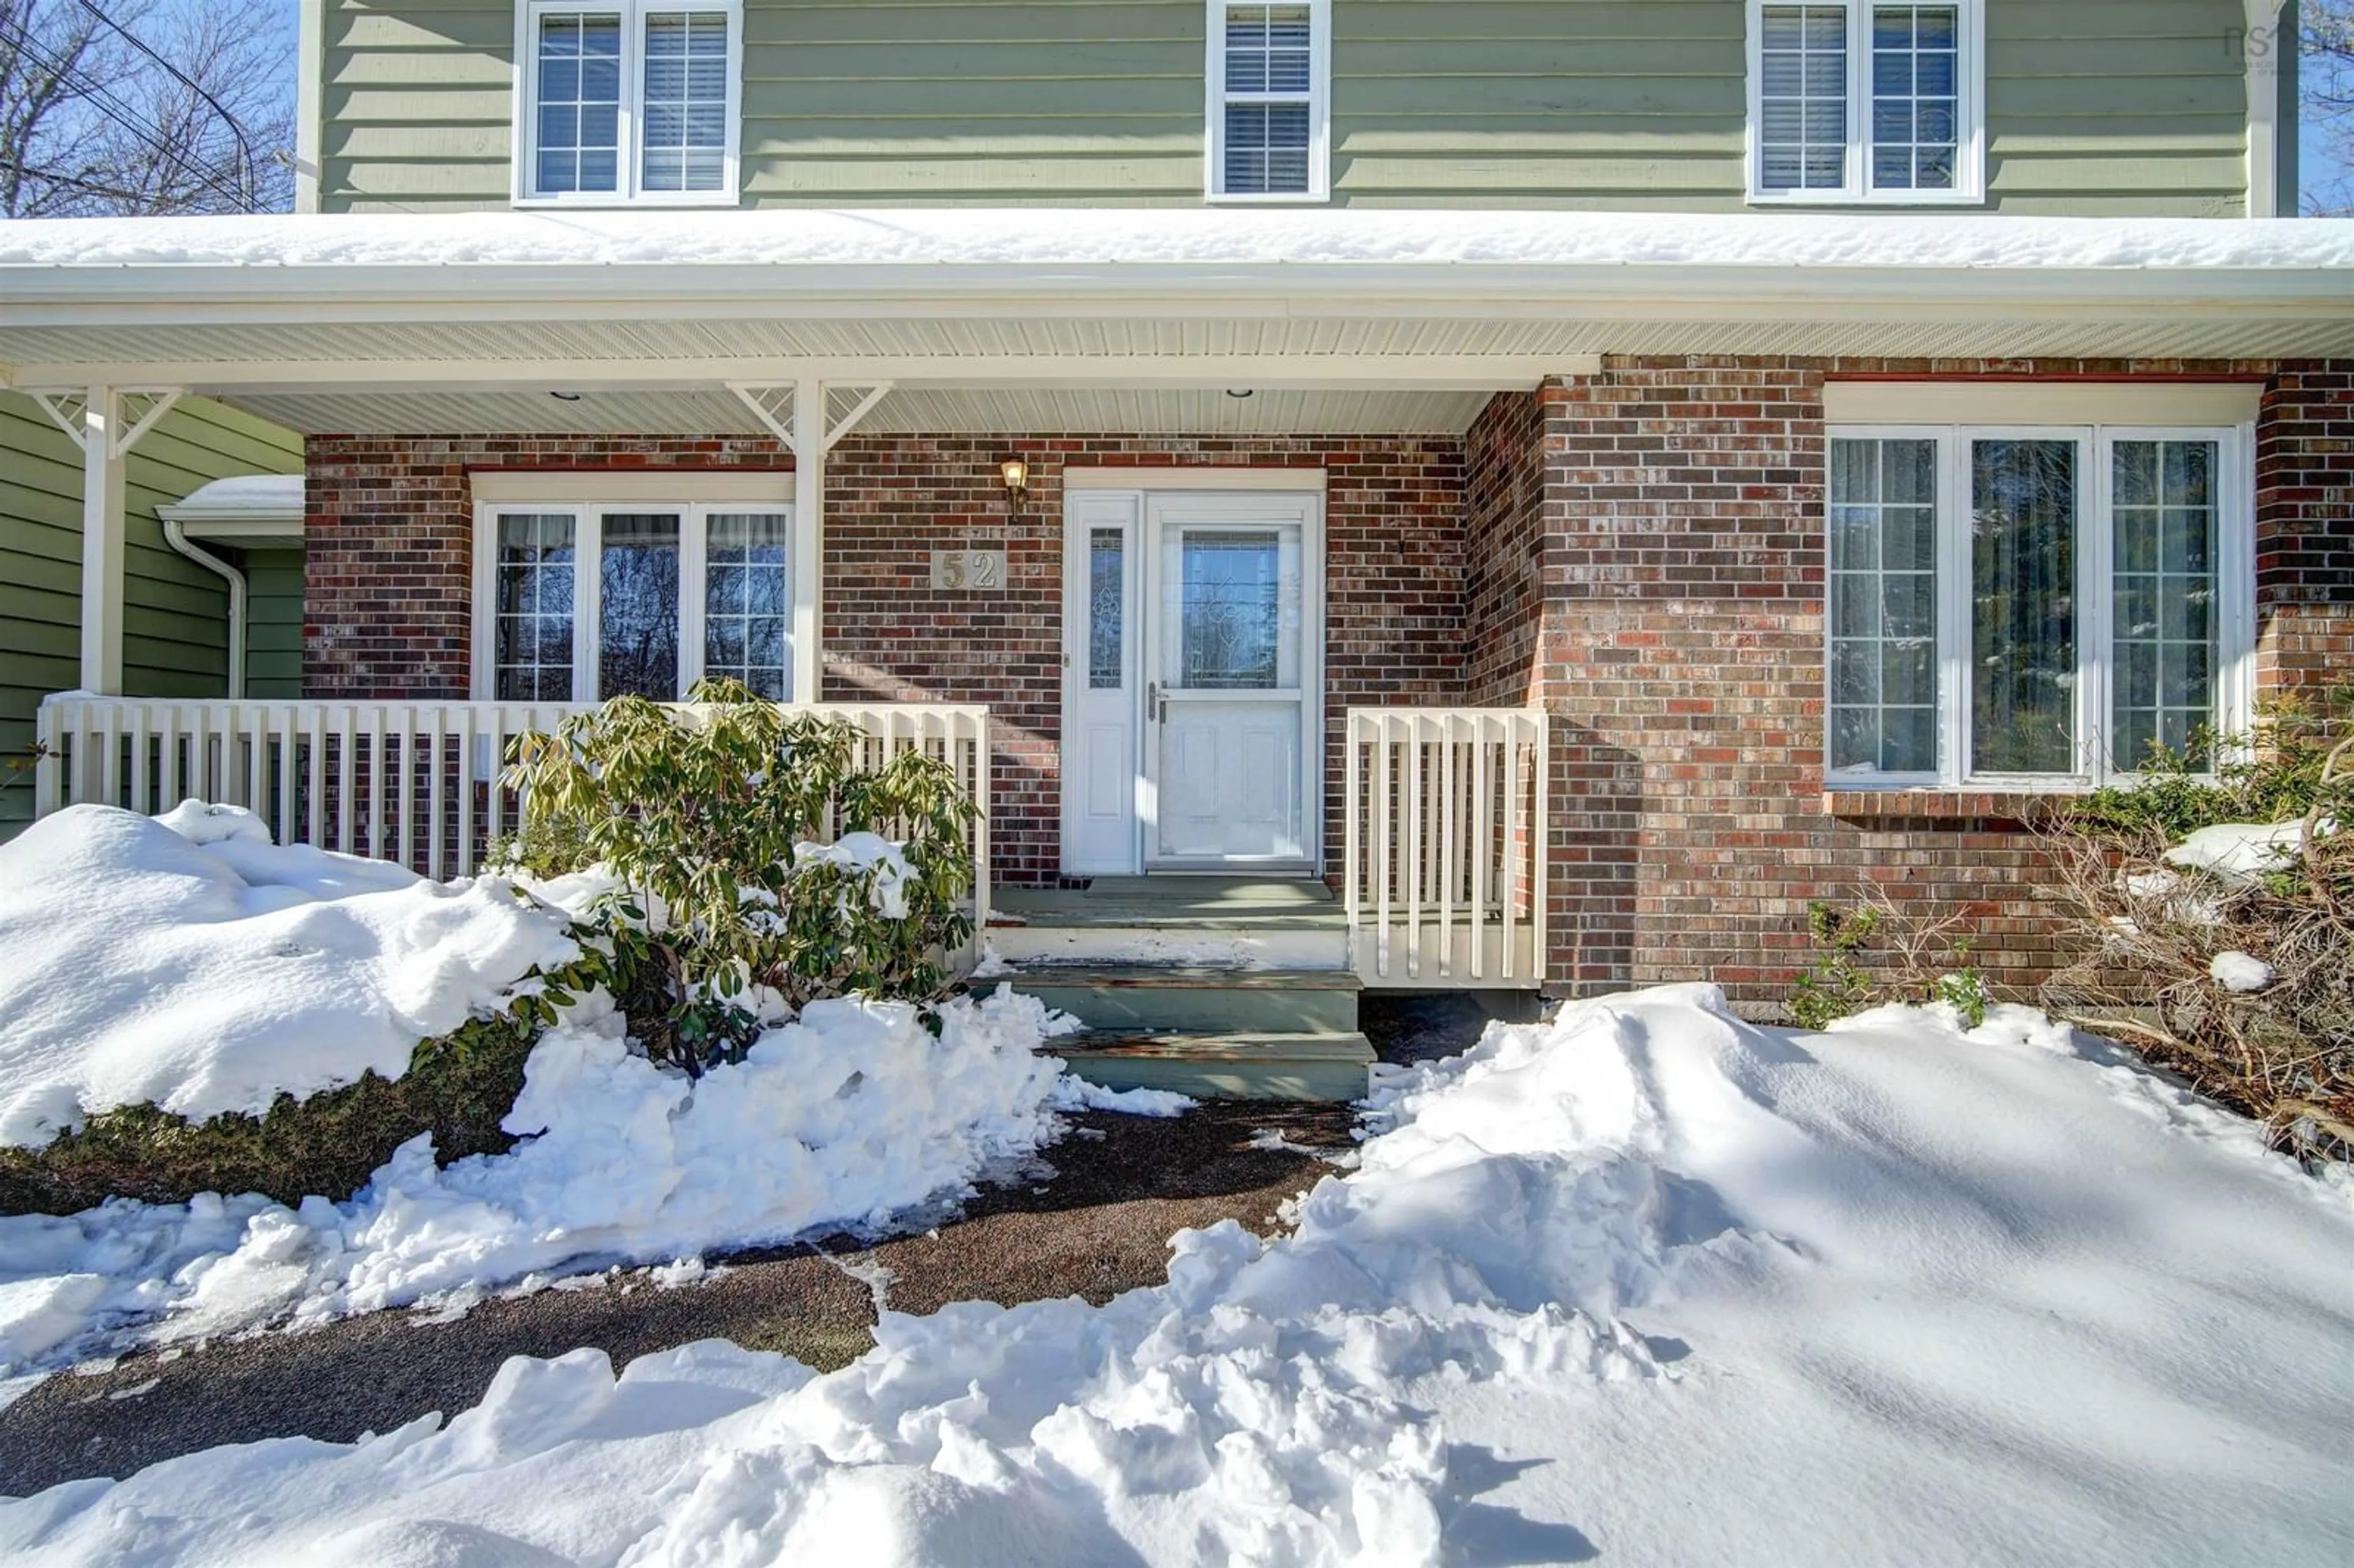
[999,457,1030,511]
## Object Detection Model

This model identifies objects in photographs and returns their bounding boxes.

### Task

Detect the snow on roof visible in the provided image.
[4,207,2353,278]
[156,473,304,520]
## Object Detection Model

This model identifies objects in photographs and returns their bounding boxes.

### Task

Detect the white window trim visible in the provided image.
[1824,421,2255,793]
[1203,0,1332,204]
[470,495,794,701]
[1745,0,1986,207]
[511,0,743,208]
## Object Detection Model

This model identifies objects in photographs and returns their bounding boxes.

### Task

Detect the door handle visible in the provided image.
[1146,681,1160,723]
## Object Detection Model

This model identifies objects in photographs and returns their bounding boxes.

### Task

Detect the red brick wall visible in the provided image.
[2256,363,2354,698]
[1462,390,1547,709]
[303,435,791,698]
[822,435,1465,883]
[304,430,1464,886]
[1518,356,2354,1007]
[299,360,2350,999]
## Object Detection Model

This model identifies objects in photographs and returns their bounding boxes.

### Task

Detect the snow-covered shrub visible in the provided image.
[0,1004,546,1216]
[2042,690,2352,1163]
[500,680,977,1073]
[0,805,604,1214]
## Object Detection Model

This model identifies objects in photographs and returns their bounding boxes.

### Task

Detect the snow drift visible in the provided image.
[6,986,2347,1566]
[0,804,577,1149]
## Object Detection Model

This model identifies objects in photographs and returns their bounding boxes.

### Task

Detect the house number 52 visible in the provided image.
[930,549,1006,591]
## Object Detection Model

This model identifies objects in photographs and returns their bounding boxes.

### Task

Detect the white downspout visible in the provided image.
[162,520,248,698]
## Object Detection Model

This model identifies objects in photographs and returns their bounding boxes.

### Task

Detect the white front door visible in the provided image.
[1061,489,1322,875]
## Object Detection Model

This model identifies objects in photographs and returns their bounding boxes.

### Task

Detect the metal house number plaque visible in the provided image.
[930,549,1007,591]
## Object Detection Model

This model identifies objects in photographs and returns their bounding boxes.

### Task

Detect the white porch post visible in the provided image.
[792,376,823,702]
[2244,0,2287,218]
[80,386,128,695]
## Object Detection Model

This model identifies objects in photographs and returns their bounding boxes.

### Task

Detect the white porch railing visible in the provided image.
[1343,707,1549,988]
[34,696,991,934]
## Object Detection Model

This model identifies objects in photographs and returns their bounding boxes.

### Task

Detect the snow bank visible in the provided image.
[5,207,2352,276]
[2210,950,2277,992]
[0,805,577,1148]
[8,986,2348,1567]
[0,989,1078,1372]
[2163,817,2334,886]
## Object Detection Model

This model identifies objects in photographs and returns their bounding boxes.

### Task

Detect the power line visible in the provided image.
[74,0,257,209]
[0,4,264,213]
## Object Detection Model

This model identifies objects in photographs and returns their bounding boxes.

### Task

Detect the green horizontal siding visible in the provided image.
[321,1,2251,215]
[243,550,308,701]
[0,394,303,837]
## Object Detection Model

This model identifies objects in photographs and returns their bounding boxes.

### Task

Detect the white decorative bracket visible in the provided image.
[26,391,90,451]
[26,387,185,458]
[821,382,893,451]
[726,382,797,449]
[726,381,893,453]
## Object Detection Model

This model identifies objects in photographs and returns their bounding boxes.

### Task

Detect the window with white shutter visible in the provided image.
[1748,0,1984,204]
[517,1,741,205]
[1206,1,1330,201]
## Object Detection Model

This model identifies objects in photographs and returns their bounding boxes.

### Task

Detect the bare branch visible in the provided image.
[0,0,291,216]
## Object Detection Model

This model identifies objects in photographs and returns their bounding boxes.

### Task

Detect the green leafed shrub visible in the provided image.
[1785,896,1990,1032]
[499,679,978,1072]
[2066,686,2354,847]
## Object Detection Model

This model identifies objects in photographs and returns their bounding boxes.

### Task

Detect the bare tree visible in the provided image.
[2306,0,2354,215]
[0,0,292,217]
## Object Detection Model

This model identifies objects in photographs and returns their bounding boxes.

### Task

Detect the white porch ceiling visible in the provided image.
[10,309,2354,384]
[17,310,2354,438]
[226,385,1493,438]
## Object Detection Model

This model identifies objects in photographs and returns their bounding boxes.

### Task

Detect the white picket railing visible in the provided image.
[34,695,992,934]
[1343,707,1549,987]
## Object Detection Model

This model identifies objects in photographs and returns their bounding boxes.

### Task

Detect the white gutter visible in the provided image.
[159,518,247,699]
[4,261,2348,319]
[156,475,306,699]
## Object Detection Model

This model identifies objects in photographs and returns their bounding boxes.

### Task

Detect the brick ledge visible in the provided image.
[1824,790,2079,824]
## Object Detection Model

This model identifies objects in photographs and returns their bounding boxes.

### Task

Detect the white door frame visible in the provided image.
[1060,478,1326,877]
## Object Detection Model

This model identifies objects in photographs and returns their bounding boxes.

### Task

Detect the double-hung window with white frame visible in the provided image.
[1206,0,1330,202]
[475,497,794,702]
[1747,0,1984,204]
[1824,422,2255,790]
[516,0,741,205]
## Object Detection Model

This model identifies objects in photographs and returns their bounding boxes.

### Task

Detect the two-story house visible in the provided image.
[4,1,2348,1035]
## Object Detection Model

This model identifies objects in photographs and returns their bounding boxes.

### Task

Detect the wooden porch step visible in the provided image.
[1000,964,1360,990]
[988,882,1351,970]
[989,965,1360,1033]
[992,878,1343,929]
[1048,1029,1375,1103]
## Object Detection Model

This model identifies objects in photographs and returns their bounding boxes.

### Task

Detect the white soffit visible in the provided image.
[7,313,2353,390]
[226,386,1494,438]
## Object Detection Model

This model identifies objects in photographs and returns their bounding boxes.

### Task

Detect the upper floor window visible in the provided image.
[517,1,740,205]
[1206,1,1330,202]
[1747,1,1984,204]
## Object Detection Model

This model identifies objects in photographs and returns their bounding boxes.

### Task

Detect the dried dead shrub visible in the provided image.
[2042,698,2353,1165]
